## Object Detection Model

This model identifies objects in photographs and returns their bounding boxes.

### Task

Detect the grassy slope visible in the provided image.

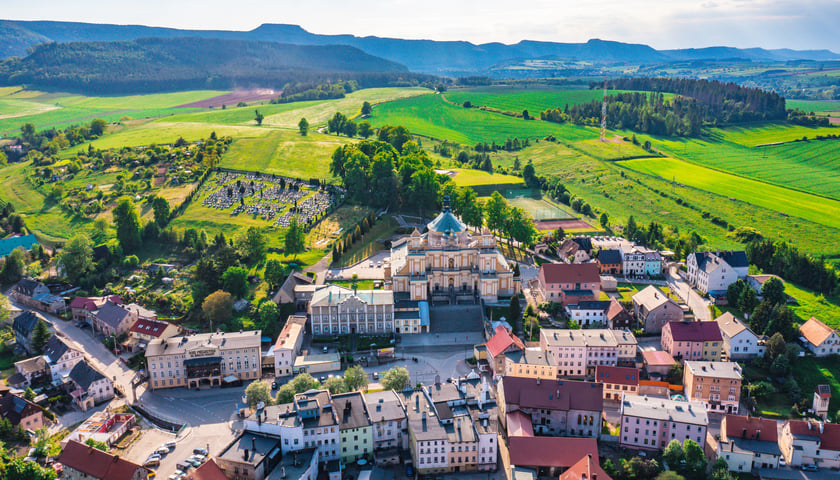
[65,121,271,152]
[785,99,840,113]
[448,168,524,187]
[219,130,350,179]
[785,282,840,329]
[618,157,840,230]
[444,87,607,113]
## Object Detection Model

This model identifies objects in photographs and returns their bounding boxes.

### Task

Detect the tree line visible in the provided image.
[747,239,839,296]
[270,81,358,104]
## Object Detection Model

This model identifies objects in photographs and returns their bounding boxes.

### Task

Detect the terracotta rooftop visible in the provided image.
[799,317,836,347]
[509,436,598,468]
[724,415,778,443]
[787,420,840,451]
[58,440,148,480]
[559,454,613,480]
[486,325,525,358]
[540,263,600,285]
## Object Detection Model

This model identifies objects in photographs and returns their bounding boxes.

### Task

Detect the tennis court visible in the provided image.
[505,190,576,220]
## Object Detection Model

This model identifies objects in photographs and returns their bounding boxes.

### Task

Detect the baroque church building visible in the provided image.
[387,200,519,303]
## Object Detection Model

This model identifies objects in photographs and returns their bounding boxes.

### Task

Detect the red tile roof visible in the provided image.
[540,263,600,285]
[70,295,121,311]
[509,436,598,468]
[59,440,149,480]
[665,321,722,342]
[501,377,603,412]
[188,459,229,480]
[724,415,778,442]
[788,420,840,451]
[560,454,613,480]
[642,350,676,366]
[595,366,639,387]
[128,318,172,338]
[506,410,534,437]
[800,317,836,347]
[816,385,831,399]
[486,325,525,358]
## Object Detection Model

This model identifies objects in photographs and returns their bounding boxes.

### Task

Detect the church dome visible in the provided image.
[427,197,466,235]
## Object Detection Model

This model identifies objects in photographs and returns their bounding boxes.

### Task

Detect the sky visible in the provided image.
[4,0,840,51]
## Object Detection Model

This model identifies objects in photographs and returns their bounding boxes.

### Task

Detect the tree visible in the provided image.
[361,101,372,115]
[275,384,296,404]
[255,110,264,126]
[663,439,685,469]
[264,259,285,289]
[508,294,521,324]
[522,162,538,189]
[765,332,786,361]
[2,247,26,283]
[85,438,109,451]
[667,363,683,384]
[599,212,609,228]
[202,290,233,328]
[258,301,280,328]
[112,197,142,252]
[344,365,369,391]
[710,458,734,480]
[381,367,410,391]
[738,286,758,315]
[749,300,774,335]
[522,109,530,120]
[4,457,57,480]
[58,234,94,283]
[485,191,509,234]
[726,279,746,308]
[323,376,347,394]
[626,215,638,238]
[235,226,268,265]
[761,276,786,305]
[0,294,10,324]
[222,266,249,299]
[284,218,306,260]
[32,427,61,458]
[298,117,309,136]
[358,121,373,139]
[457,188,484,230]
[291,372,320,392]
[407,168,440,217]
[32,319,51,355]
[683,439,707,477]
[506,207,536,248]
[245,380,274,407]
[89,118,107,137]
[152,196,170,227]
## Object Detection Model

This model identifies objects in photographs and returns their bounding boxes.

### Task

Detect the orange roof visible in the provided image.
[486,325,525,358]
[58,440,148,480]
[788,420,840,451]
[642,350,676,366]
[560,454,613,480]
[189,459,228,480]
[506,410,534,437]
[724,415,778,442]
[800,317,836,347]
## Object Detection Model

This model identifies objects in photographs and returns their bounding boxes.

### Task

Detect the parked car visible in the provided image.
[193,448,208,456]
[155,447,170,455]
[372,372,379,380]
[176,462,192,472]
[163,441,177,449]
[143,458,160,467]
[802,464,818,472]
[406,464,414,478]
[323,346,329,353]
[271,381,278,390]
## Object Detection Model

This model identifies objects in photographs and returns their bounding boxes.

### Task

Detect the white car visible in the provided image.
[369,261,374,267]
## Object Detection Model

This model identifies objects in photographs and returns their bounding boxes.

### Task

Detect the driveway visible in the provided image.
[327,250,390,280]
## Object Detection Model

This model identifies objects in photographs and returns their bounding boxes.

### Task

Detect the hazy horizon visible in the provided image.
[4,0,840,52]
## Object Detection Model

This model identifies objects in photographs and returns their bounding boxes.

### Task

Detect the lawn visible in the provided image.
[506,194,576,220]
[618,156,840,231]
[785,99,840,113]
[784,282,840,329]
[64,121,270,152]
[328,279,378,290]
[444,87,609,114]
[219,130,349,179]
[447,168,524,187]
[368,93,598,145]
[791,356,840,415]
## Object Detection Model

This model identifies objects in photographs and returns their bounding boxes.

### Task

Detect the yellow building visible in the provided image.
[503,348,559,380]
[388,201,518,303]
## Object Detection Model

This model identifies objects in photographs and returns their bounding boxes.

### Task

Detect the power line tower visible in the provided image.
[600,78,608,142]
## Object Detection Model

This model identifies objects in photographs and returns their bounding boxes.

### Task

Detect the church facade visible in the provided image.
[388,201,519,303]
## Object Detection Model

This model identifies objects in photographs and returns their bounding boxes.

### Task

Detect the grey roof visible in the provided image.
[621,394,708,426]
[14,278,42,296]
[567,300,610,311]
[427,207,466,235]
[401,390,447,442]
[363,390,406,423]
[445,415,477,443]
[692,251,748,273]
[218,432,281,467]
[685,361,742,380]
[68,361,106,391]
[13,311,40,337]
[505,347,556,367]
[597,249,622,265]
[43,335,74,363]
[723,437,782,457]
[15,355,47,374]
[718,251,749,268]
[273,272,314,304]
[92,301,132,329]
[293,390,338,428]
[425,382,462,404]
[332,392,371,430]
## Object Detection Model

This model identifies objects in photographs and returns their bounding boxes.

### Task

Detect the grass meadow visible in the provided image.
[785,99,840,113]
[444,87,607,114]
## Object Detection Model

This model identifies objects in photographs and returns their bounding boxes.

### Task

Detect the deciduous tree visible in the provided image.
[112,197,142,252]
[222,266,249,299]
[323,376,347,394]
[761,277,786,305]
[235,226,268,265]
[284,218,306,260]
[255,110,264,126]
[245,380,274,407]
[58,234,94,283]
[264,259,285,289]
[381,367,410,391]
[484,191,509,234]
[152,196,170,227]
[344,365,369,391]
[202,290,233,328]
[298,117,309,136]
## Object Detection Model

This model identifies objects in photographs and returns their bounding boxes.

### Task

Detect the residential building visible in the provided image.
[540,328,638,377]
[661,321,723,362]
[559,454,613,480]
[813,385,831,421]
[606,298,635,330]
[389,201,518,302]
[779,420,840,469]
[11,278,65,314]
[485,325,525,375]
[392,299,430,334]
[716,415,781,472]
[187,460,230,480]
[468,402,499,473]
[595,366,639,401]
[88,301,136,337]
[643,249,663,277]
[403,388,449,475]
[508,436,599,477]
[537,263,600,305]
[620,245,646,277]
[126,317,179,352]
[12,310,41,355]
[11,355,49,388]
[557,239,581,260]
[333,392,373,463]
[683,361,742,414]
[274,315,307,377]
[504,348,559,380]
[686,251,749,295]
[799,317,840,357]
[63,411,136,447]
[596,249,622,275]
[244,389,340,461]
[67,361,114,411]
[565,300,610,327]
[363,390,407,465]
[308,285,394,336]
[216,432,283,480]
[715,312,765,360]
[43,334,84,382]
[746,274,782,298]
[632,286,684,334]
[59,440,152,480]
[145,330,262,390]
[642,350,677,377]
[619,395,709,451]
[0,385,45,432]
[498,376,603,438]
[0,234,38,258]
[272,272,314,310]
[69,295,121,322]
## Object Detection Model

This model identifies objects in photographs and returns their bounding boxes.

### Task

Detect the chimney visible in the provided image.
[435,374,441,385]
[415,395,420,412]
[252,436,256,452]
[819,423,824,434]
[281,466,287,478]
[244,449,249,460]
[536,378,540,385]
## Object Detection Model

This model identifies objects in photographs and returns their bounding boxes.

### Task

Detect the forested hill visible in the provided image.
[0,37,419,94]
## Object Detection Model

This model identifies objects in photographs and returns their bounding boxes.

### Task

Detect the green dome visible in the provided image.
[428,205,465,235]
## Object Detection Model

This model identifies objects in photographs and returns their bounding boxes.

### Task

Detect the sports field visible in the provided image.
[618,157,840,230]
[447,168,524,187]
[507,195,576,220]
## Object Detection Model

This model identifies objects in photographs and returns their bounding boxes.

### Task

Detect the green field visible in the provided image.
[444,87,607,114]
[220,130,350,179]
[785,282,840,329]
[447,168,524,187]
[368,93,597,145]
[618,157,840,230]
[506,194,576,220]
[785,99,840,113]
[714,122,839,147]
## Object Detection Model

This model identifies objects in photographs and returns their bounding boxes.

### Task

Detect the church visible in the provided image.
[387,199,519,303]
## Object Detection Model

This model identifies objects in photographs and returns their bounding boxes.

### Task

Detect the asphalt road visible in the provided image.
[666,265,712,321]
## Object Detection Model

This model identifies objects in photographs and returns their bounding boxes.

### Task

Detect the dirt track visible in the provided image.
[537,219,594,230]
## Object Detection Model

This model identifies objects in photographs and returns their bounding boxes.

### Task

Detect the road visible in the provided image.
[665,265,713,321]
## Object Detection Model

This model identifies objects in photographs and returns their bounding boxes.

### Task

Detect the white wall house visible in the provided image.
[686,251,748,294]
[715,313,765,360]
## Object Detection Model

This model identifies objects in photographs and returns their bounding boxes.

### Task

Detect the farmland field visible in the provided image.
[618,157,840,230]
[447,168,524,187]
[444,87,607,114]
[220,130,350,179]
[714,122,839,146]
[785,99,840,113]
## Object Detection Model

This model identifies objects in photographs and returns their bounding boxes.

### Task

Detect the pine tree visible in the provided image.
[31,319,51,355]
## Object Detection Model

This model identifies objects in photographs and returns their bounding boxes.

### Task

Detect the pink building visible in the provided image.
[661,321,723,362]
[619,395,709,451]
[538,263,600,305]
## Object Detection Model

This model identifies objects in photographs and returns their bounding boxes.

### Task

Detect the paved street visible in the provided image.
[666,265,712,321]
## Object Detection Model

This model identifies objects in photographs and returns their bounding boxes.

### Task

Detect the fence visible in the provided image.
[131,403,185,433]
